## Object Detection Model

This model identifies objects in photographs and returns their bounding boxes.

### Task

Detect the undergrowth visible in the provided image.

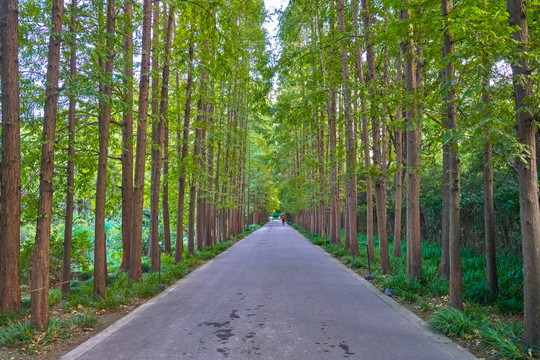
[293,224,531,360]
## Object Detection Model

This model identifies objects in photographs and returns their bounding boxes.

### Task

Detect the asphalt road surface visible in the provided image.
[62,221,476,360]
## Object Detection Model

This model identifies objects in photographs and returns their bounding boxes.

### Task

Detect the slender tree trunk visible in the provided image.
[337,0,358,256]
[400,1,422,280]
[175,35,194,262]
[393,51,404,258]
[441,0,462,311]
[483,74,498,292]
[159,5,174,258]
[148,1,161,265]
[31,0,63,328]
[120,0,134,271]
[93,0,116,297]
[0,0,22,313]
[438,133,451,278]
[61,0,77,294]
[129,0,152,282]
[507,0,540,349]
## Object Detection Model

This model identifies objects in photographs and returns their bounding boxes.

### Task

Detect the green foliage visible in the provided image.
[49,289,63,308]
[141,261,152,273]
[479,321,526,360]
[72,312,98,329]
[429,307,478,338]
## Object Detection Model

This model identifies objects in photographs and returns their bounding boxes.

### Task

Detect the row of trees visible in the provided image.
[0,0,277,330]
[273,0,539,349]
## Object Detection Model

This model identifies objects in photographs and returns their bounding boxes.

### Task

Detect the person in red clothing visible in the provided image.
[281,215,285,225]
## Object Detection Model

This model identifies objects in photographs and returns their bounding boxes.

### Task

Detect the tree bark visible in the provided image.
[61,0,77,294]
[160,4,174,258]
[120,0,134,271]
[129,0,152,282]
[440,0,462,311]
[507,0,540,349]
[31,0,63,328]
[393,51,404,258]
[482,74,498,292]
[0,0,22,313]
[337,0,359,257]
[400,2,422,280]
[148,1,161,267]
[93,0,116,297]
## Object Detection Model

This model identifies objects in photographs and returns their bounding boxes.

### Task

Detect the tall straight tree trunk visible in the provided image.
[441,0,462,311]
[317,5,339,245]
[163,125,171,255]
[148,1,161,264]
[351,0,373,260]
[482,73,498,292]
[0,0,22,313]
[400,1,422,280]
[93,0,116,297]
[438,134,451,278]
[61,0,78,294]
[507,0,540,349]
[363,0,390,273]
[393,51,404,258]
[31,0,63,328]
[195,97,206,251]
[337,0,358,257]
[175,34,194,262]
[120,0,134,271]
[157,4,174,261]
[129,0,152,282]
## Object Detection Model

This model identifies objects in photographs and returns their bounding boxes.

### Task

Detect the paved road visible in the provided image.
[62,221,476,360]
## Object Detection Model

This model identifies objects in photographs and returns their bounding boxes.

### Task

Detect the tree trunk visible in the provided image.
[393,51,404,258]
[31,0,63,328]
[337,0,358,257]
[93,0,116,297]
[120,0,134,271]
[400,2,422,280]
[483,74,498,292]
[61,0,78,294]
[175,35,194,262]
[507,0,540,349]
[129,0,152,282]
[0,0,22,313]
[160,4,174,258]
[148,1,161,268]
[441,0,462,311]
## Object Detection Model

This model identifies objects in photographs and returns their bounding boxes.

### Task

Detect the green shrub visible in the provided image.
[141,261,152,273]
[49,288,63,308]
[429,307,478,337]
[78,271,92,281]
[495,297,523,314]
[72,312,98,329]
[465,283,498,305]
[130,282,159,299]
[0,321,37,346]
[479,321,525,360]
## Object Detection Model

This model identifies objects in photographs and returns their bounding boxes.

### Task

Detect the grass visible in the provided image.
[292,223,531,360]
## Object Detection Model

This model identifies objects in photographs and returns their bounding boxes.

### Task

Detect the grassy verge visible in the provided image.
[291,224,534,360]
[0,224,262,357]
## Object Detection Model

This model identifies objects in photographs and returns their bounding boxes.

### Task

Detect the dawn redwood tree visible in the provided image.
[120,0,134,271]
[400,0,422,280]
[393,51,404,258]
[93,0,116,297]
[130,0,152,282]
[507,0,540,349]
[337,0,359,257]
[148,0,161,266]
[441,0,462,311]
[31,0,64,329]
[0,0,22,313]
[175,35,194,263]
[61,0,78,294]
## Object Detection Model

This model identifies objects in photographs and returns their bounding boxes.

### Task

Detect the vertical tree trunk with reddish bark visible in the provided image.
[120,0,134,271]
[61,0,78,294]
[93,0,116,297]
[507,0,540,349]
[393,51,404,258]
[129,0,152,282]
[0,0,22,313]
[31,0,63,328]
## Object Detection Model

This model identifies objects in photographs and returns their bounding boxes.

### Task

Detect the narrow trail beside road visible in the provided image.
[62,221,476,360]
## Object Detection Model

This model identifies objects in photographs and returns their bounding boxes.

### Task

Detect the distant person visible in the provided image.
[281,216,285,225]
